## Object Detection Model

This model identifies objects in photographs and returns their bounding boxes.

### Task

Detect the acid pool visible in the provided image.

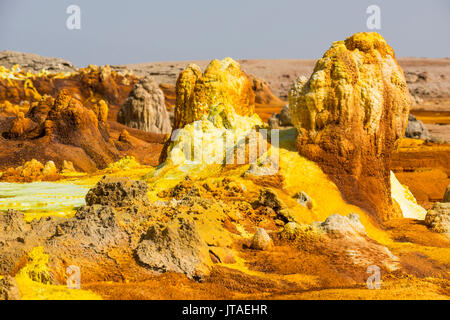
[0,181,91,221]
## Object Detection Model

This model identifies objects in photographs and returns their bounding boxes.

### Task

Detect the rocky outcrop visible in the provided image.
[0,275,21,300]
[160,58,262,166]
[1,91,120,170]
[0,50,76,73]
[135,218,210,280]
[173,58,255,129]
[92,100,109,123]
[0,177,152,281]
[256,188,295,223]
[320,213,366,238]
[444,185,450,203]
[289,32,410,221]
[250,228,272,250]
[248,74,284,105]
[5,112,36,139]
[0,63,137,114]
[425,203,450,234]
[0,209,28,235]
[85,176,150,207]
[46,91,118,166]
[268,105,292,128]
[0,159,61,182]
[292,191,313,209]
[117,76,172,134]
[57,204,127,250]
[405,114,429,140]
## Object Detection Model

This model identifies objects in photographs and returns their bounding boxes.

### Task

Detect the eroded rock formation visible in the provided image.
[136,218,211,280]
[0,64,137,108]
[248,74,284,105]
[0,50,76,73]
[117,76,172,134]
[405,114,430,140]
[289,32,410,221]
[85,176,150,207]
[173,58,255,129]
[268,104,292,128]
[1,90,120,171]
[250,228,273,250]
[0,159,61,182]
[160,58,262,166]
[425,202,450,234]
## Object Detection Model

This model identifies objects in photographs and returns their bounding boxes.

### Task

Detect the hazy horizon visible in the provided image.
[1,0,449,67]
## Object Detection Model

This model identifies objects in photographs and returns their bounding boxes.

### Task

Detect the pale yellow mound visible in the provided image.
[390,171,427,220]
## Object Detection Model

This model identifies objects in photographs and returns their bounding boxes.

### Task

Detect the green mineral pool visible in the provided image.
[0,182,92,221]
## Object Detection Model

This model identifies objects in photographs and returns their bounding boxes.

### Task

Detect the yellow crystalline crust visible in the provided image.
[0,65,73,81]
[167,104,263,166]
[289,32,409,138]
[174,58,255,129]
[15,247,101,300]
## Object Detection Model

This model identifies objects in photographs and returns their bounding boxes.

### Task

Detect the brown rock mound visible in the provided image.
[248,74,284,105]
[289,32,410,221]
[1,90,120,171]
[5,112,36,139]
[117,76,172,134]
[135,217,211,280]
[425,202,450,234]
[0,275,21,300]
[85,176,150,207]
[0,64,137,111]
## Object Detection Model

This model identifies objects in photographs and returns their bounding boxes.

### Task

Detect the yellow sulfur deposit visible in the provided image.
[0,65,73,81]
[105,155,142,172]
[289,32,409,137]
[0,65,68,103]
[15,247,101,300]
[165,104,262,167]
[173,58,255,129]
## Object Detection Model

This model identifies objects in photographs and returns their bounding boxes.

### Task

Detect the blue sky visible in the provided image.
[1,0,449,67]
